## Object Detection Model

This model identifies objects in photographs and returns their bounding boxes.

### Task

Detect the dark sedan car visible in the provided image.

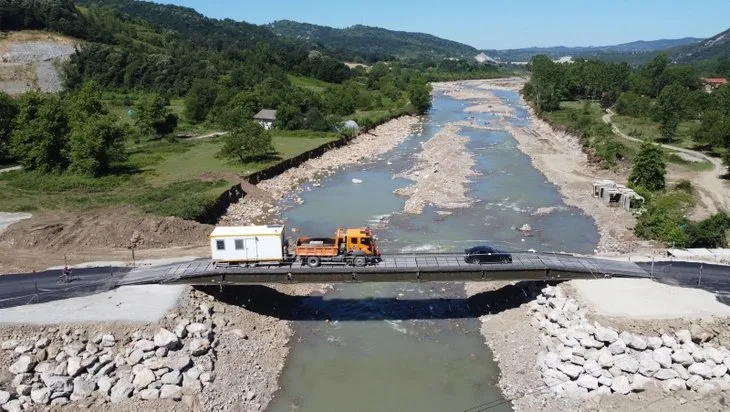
[464,245,512,264]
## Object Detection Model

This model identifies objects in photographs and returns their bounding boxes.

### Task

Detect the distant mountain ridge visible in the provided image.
[483,37,703,62]
[267,20,479,60]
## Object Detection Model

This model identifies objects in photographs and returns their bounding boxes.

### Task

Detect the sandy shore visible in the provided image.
[393,124,476,214]
[221,116,422,225]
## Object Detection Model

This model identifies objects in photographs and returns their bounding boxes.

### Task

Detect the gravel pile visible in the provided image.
[35,60,65,93]
[0,41,75,94]
[2,42,75,63]
[530,285,730,399]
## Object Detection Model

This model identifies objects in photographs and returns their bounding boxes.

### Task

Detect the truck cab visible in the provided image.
[342,227,380,256]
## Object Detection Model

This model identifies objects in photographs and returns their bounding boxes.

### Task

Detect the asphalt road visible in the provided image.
[0,266,131,309]
[637,261,730,305]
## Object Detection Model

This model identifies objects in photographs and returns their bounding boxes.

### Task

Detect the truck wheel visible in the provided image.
[353,256,367,267]
[306,256,321,268]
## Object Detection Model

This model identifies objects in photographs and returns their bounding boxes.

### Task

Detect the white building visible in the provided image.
[592,180,644,211]
[209,225,285,264]
[253,109,277,130]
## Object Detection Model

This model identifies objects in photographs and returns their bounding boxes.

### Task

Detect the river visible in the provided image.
[266,85,599,411]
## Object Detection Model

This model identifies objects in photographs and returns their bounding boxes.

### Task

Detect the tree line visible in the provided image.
[525,54,730,161]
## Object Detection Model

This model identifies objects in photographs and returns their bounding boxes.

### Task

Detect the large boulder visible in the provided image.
[611,375,631,395]
[653,347,673,369]
[688,362,714,379]
[134,340,156,352]
[9,356,36,374]
[557,363,584,379]
[153,329,180,349]
[577,374,599,390]
[30,388,51,405]
[188,339,210,356]
[70,377,95,401]
[595,327,619,344]
[133,367,156,390]
[160,385,183,400]
[110,381,134,404]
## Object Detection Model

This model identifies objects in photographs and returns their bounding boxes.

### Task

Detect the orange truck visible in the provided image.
[210,225,381,267]
[294,227,381,267]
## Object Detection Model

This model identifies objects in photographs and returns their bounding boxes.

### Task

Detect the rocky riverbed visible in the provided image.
[393,124,476,214]
[437,78,651,255]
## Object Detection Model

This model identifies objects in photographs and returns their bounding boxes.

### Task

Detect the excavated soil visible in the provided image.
[0,208,212,272]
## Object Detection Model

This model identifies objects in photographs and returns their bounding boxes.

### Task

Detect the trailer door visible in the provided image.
[245,238,258,261]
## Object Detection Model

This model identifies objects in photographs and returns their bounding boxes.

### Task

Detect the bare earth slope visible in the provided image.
[0,31,76,94]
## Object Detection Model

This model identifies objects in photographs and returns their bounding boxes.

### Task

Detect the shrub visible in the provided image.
[674,179,693,194]
[685,212,730,248]
[634,191,694,246]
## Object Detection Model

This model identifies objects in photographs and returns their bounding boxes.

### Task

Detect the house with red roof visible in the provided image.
[701,77,728,92]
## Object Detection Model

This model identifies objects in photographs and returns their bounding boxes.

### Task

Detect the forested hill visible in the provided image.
[673,27,730,62]
[72,0,393,63]
[268,20,480,61]
[73,0,278,50]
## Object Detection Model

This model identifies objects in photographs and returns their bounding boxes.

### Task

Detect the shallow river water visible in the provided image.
[266,86,599,412]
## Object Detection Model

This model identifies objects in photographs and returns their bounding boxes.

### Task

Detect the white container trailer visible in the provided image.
[209,226,285,264]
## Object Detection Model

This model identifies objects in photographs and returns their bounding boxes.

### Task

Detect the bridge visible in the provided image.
[122,252,652,285]
[2,251,728,310]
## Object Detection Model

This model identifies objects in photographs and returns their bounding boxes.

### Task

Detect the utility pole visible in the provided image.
[650,257,654,280]
[698,263,703,286]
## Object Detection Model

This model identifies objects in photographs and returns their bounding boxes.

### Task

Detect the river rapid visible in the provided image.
[266,85,599,411]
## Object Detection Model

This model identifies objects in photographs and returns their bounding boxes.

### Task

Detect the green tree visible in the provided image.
[134,94,178,139]
[219,121,274,162]
[695,111,730,147]
[184,79,218,123]
[10,93,69,173]
[68,81,106,127]
[654,83,687,142]
[408,77,432,115]
[274,104,303,130]
[629,140,666,191]
[0,91,19,164]
[67,114,126,176]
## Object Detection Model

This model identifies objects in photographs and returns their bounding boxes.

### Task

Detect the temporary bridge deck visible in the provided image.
[124,252,651,285]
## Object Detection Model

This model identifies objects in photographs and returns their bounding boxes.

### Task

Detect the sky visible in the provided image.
[151,0,730,50]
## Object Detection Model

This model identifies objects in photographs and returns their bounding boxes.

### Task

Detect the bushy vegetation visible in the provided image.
[524,53,730,161]
[524,53,730,248]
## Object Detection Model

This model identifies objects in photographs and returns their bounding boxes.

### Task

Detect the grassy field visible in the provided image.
[287,74,333,92]
[542,101,713,171]
[612,115,699,149]
[0,134,338,219]
[103,94,217,135]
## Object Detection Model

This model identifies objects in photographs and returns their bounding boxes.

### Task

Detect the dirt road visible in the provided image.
[603,110,730,219]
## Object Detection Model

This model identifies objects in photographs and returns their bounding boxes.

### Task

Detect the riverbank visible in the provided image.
[437,78,649,255]
[465,280,730,411]
[221,116,421,225]
[394,124,476,214]
[0,282,329,411]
